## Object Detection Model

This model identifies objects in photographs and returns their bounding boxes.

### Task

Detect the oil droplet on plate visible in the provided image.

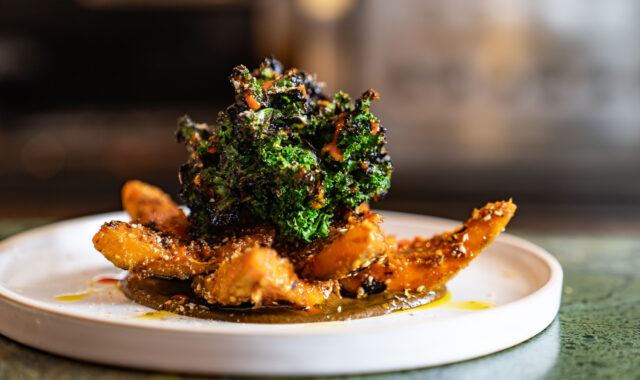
[134,310,177,320]
[91,273,126,285]
[444,300,496,310]
[94,277,119,285]
[54,289,102,302]
[408,291,453,311]
[403,291,496,312]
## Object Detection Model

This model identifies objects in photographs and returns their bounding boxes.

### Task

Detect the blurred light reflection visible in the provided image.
[0,0,637,230]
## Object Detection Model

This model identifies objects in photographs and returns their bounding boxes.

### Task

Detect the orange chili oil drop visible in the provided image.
[370,121,380,135]
[244,91,261,110]
[261,80,274,91]
[93,274,123,284]
[322,113,347,161]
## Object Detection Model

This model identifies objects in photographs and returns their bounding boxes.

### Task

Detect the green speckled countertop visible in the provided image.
[0,222,638,380]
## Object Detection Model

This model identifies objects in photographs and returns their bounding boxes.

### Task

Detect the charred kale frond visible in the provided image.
[177,57,393,243]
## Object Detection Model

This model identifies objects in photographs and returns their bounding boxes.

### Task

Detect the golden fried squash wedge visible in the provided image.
[121,180,190,240]
[92,221,273,279]
[299,213,388,281]
[341,200,517,296]
[192,247,333,308]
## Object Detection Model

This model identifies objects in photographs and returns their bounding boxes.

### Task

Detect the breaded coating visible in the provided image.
[94,178,517,309]
[301,213,388,280]
[192,247,333,308]
[92,221,273,279]
[121,180,190,240]
[340,200,517,295]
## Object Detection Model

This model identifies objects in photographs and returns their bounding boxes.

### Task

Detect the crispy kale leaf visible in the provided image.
[177,57,392,243]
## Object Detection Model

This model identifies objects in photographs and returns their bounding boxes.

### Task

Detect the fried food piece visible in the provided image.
[92,221,273,279]
[121,180,190,240]
[341,200,517,295]
[298,213,388,281]
[192,247,333,308]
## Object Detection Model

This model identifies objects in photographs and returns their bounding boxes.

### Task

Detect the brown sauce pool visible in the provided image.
[120,276,447,324]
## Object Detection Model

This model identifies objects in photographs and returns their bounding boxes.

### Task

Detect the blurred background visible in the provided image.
[0,0,639,233]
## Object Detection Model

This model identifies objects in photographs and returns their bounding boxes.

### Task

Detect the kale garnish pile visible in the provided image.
[177,57,392,243]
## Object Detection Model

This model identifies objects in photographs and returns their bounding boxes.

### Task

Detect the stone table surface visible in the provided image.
[0,220,638,380]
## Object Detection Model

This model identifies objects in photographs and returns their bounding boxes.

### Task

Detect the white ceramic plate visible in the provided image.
[0,211,562,376]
